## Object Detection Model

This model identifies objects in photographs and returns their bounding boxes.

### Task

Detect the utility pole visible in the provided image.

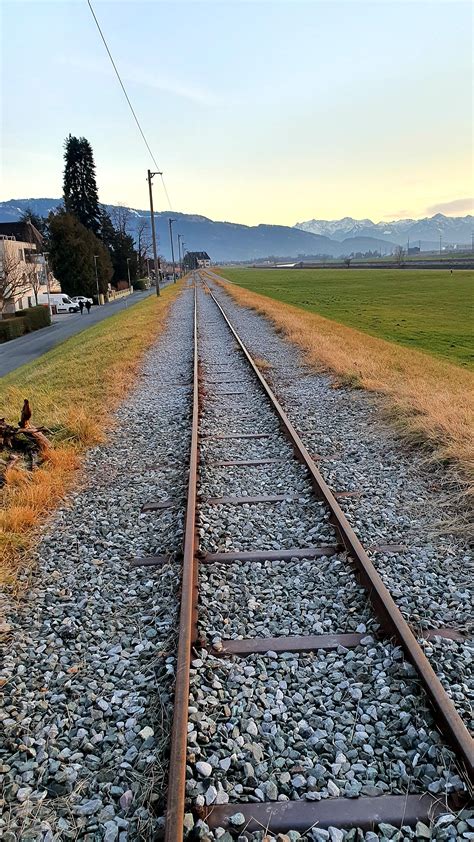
[147,169,161,296]
[177,234,183,276]
[93,255,101,304]
[168,218,177,283]
[126,257,132,291]
[439,234,442,255]
[182,242,187,274]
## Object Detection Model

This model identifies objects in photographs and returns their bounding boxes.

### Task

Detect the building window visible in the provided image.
[18,298,24,310]
[28,296,33,308]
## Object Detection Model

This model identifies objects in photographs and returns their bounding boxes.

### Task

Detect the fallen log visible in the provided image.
[0,402,52,483]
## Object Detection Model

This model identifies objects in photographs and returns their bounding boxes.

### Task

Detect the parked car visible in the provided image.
[71,296,93,305]
[37,293,80,313]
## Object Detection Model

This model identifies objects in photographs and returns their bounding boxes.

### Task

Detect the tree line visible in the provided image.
[21,136,152,299]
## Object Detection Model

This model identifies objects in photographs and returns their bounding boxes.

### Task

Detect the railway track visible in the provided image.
[162,275,473,839]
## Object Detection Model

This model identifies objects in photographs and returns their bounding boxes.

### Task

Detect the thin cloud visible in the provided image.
[125,65,219,107]
[427,198,473,216]
[61,54,218,106]
[383,210,409,219]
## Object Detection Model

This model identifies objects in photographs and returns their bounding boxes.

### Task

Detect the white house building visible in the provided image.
[0,222,50,314]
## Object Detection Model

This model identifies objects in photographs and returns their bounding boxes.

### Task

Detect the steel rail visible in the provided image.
[164,280,199,841]
[203,277,474,781]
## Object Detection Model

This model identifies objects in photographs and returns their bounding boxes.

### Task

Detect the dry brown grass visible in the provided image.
[253,356,272,372]
[215,278,474,496]
[0,285,180,590]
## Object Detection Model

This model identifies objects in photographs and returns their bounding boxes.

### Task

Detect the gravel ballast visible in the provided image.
[199,555,378,642]
[0,287,195,841]
[187,646,464,803]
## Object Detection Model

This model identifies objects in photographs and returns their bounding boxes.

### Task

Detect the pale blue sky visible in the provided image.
[1,0,472,224]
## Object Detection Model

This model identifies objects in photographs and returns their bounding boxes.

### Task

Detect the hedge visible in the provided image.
[15,305,51,332]
[0,318,26,342]
[133,279,148,291]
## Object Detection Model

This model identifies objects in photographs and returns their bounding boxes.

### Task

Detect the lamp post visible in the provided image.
[147,169,161,296]
[182,242,187,274]
[93,255,101,304]
[126,257,132,291]
[43,251,51,313]
[168,218,177,283]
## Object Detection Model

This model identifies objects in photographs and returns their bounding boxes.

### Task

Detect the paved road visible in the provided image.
[0,289,156,378]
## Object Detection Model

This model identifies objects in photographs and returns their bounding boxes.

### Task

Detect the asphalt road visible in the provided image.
[0,289,156,378]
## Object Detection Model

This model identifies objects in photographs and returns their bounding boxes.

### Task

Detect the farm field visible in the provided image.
[218,268,473,368]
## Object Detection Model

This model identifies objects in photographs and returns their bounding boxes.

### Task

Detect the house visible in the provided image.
[184,251,211,270]
[0,222,50,314]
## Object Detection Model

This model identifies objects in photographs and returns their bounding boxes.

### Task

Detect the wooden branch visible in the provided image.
[0,402,52,483]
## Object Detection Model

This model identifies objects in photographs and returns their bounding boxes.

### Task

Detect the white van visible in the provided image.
[38,293,80,313]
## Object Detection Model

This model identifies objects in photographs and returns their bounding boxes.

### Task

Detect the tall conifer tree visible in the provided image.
[63,135,101,235]
[49,210,112,297]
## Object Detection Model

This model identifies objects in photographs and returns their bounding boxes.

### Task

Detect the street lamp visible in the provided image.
[93,255,101,304]
[126,257,132,291]
[43,251,51,313]
[147,169,162,296]
[168,218,177,283]
[182,242,187,274]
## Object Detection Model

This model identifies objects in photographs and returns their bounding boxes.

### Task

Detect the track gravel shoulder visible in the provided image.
[0,286,194,841]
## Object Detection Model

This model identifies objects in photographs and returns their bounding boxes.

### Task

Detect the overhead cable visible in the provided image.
[86,0,173,208]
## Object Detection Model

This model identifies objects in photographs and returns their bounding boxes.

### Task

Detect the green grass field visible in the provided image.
[219,268,473,368]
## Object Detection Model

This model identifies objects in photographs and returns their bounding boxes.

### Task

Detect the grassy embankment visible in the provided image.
[0,284,181,590]
[212,268,474,495]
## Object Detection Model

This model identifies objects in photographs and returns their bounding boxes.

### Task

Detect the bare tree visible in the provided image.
[0,240,31,314]
[394,245,405,267]
[25,261,43,305]
[110,204,132,235]
[136,219,151,277]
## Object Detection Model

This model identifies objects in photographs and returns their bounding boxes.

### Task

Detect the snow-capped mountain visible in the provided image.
[296,217,375,238]
[295,214,473,247]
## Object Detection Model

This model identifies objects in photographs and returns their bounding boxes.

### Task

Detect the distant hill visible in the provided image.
[295,213,473,249]
[338,236,396,255]
[6,200,470,259]
[0,198,62,223]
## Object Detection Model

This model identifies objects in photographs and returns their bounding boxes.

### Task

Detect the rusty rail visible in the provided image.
[164,280,199,841]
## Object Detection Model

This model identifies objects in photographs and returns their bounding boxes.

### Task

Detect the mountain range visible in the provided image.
[0,198,471,262]
[296,214,473,250]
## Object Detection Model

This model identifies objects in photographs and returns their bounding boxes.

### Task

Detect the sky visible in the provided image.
[1,0,473,226]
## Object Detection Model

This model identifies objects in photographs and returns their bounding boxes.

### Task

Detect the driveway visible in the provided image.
[0,289,156,378]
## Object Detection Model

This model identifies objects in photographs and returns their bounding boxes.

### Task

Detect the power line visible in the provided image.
[86,0,172,209]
